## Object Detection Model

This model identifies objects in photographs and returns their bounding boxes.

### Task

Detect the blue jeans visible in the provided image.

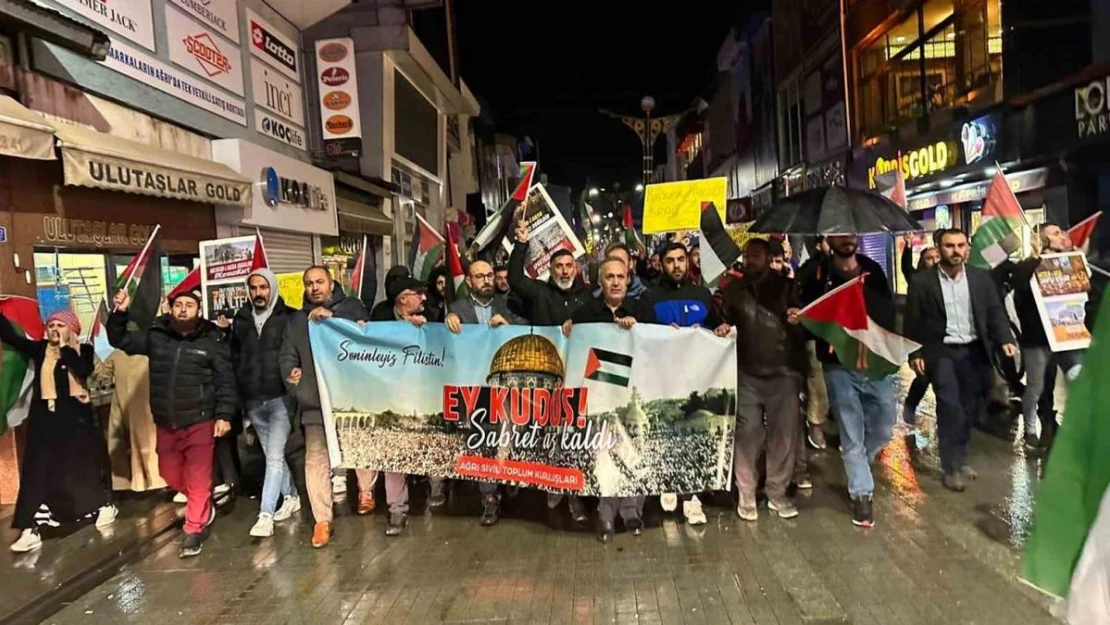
[247,398,297,515]
[824,368,896,497]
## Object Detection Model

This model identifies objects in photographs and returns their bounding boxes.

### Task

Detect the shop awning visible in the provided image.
[337,198,393,236]
[0,95,56,160]
[52,122,252,207]
[906,167,1049,212]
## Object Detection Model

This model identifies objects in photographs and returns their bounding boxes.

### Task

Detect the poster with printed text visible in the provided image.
[199,235,258,319]
[501,184,585,281]
[1031,252,1092,352]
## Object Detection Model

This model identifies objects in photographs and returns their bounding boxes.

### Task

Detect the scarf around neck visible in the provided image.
[40,344,90,412]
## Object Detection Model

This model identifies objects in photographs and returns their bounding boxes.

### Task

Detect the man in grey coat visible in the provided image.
[445,259,525,526]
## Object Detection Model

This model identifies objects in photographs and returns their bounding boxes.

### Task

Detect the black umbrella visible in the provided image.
[749,186,922,235]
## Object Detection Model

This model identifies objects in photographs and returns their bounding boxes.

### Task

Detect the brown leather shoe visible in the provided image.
[311,522,332,548]
[357,490,376,515]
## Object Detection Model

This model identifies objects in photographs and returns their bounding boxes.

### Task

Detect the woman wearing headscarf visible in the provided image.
[0,307,116,553]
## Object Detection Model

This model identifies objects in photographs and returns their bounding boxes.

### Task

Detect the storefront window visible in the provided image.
[855,0,1002,139]
[778,81,803,168]
[35,250,198,338]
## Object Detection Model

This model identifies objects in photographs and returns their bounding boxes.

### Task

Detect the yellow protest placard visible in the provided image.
[727,222,768,250]
[642,177,728,234]
[276,272,305,310]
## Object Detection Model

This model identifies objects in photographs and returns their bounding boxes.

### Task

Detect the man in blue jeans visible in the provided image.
[797,234,897,528]
[228,268,301,537]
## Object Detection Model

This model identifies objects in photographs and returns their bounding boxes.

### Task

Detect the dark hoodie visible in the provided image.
[279,284,368,425]
[230,268,294,402]
[508,240,590,325]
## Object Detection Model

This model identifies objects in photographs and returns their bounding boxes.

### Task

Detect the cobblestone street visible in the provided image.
[24,370,1063,625]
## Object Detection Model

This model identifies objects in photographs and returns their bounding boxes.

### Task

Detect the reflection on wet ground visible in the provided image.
[40,366,1063,625]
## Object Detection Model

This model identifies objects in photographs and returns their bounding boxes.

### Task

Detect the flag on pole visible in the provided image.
[349,235,378,304]
[445,221,469,301]
[409,213,446,282]
[799,274,921,379]
[879,168,908,208]
[969,170,1027,269]
[0,295,44,432]
[1022,289,1110,602]
[699,201,742,287]
[114,225,161,301]
[87,299,114,362]
[1069,212,1101,256]
[472,161,537,255]
[622,204,644,251]
[252,229,270,271]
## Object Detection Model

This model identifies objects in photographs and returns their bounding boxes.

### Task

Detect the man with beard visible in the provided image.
[508,212,592,524]
[721,239,807,521]
[109,285,235,557]
[280,267,376,547]
[797,234,896,528]
[566,257,658,543]
[446,260,525,526]
[647,242,730,524]
[996,224,1085,451]
[906,229,1015,492]
[229,268,300,538]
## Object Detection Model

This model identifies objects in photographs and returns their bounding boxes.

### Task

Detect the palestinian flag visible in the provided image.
[409,213,445,282]
[1068,212,1101,256]
[118,237,165,331]
[799,274,921,379]
[584,348,633,387]
[349,235,378,305]
[970,171,1026,269]
[472,161,537,256]
[251,229,270,271]
[0,296,44,432]
[167,267,201,303]
[878,167,907,208]
[88,299,114,362]
[622,204,643,251]
[114,225,160,300]
[699,201,742,287]
[445,221,469,301]
[1022,289,1110,602]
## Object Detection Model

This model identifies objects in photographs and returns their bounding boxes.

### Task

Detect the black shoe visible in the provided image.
[567,496,588,524]
[943,473,967,492]
[1024,432,1040,450]
[180,532,204,558]
[625,518,643,536]
[597,520,614,543]
[385,512,407,536]
[851,495,874,528]
[428,479,446,508]
[479,499,500,527]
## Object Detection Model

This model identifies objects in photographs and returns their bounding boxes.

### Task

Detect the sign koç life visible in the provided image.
[246,8,300,82]
[164,4,244,97]
[1076,75,1110,140]
[315,38,363,157]
[261,166,329,211]
[256,112,305,150]
[167,0,239,43]
[54,0,155,51]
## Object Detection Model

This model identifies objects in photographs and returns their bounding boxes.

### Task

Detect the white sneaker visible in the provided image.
[173,492,187,504]
[213,484,231,497]
[95,504,118,528]
[10,529,42,553]
[683,496,708,525]
[660,493,678,512]
[332,475,347,495]
[249,513,274,538]
[273,495,301,522]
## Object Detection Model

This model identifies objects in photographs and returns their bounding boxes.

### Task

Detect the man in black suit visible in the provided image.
[445,259,526,526]
[905,229,1017,491]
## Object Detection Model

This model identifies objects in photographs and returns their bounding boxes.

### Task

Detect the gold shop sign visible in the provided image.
[42,216,154,248]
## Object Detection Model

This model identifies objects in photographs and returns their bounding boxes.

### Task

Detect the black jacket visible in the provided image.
[108,311,236,430]
[718,271,808,378]
[995,257,1046,347]
[572,296,658,324]
[508,240,591,325]
[230,297,294,402]
[798,254,896,366]
[905,265,1015,361]
[280,287,368,426]
[646,277,721,328]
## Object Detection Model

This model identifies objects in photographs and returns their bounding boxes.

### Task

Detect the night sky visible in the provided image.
[415,1,765,192]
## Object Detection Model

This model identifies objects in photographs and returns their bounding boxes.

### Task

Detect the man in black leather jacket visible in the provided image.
[717,239,808,523]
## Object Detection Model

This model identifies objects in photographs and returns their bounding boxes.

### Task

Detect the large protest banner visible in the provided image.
[309,320,737,497]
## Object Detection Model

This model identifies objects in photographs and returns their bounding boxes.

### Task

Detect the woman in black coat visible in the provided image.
[0,305,115,553]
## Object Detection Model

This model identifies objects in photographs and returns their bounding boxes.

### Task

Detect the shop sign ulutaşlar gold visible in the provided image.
[42,216,153,248]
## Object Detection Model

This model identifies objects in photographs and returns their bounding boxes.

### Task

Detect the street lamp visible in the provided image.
[588,187,599,197]
[600,96,684,186]
[635,183,644,192]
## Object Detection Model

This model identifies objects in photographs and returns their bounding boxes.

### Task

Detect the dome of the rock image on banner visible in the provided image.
[487,334,565,390]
